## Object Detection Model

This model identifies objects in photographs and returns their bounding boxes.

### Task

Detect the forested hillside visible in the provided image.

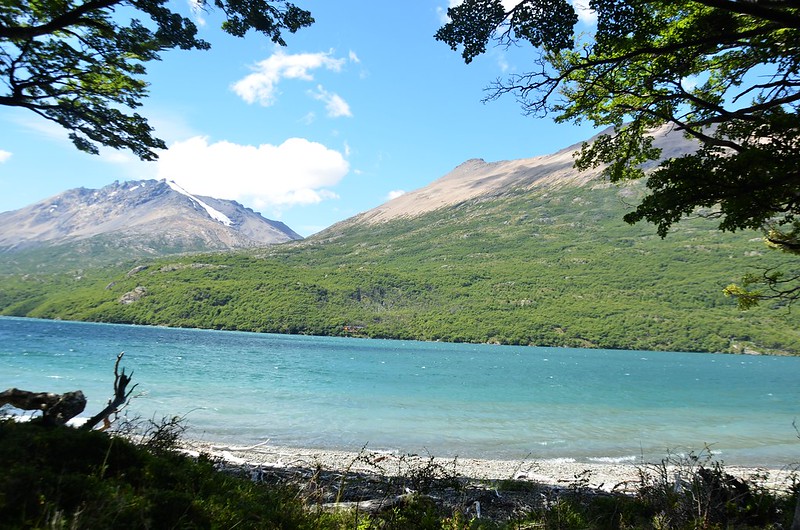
[1,181,798,354]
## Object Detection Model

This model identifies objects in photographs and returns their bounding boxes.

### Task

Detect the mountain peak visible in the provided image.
[0,179,301,254]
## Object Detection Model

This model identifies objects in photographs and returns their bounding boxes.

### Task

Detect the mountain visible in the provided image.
[2,129,798,354]
[334,124,697,227]
[0,179,301,270]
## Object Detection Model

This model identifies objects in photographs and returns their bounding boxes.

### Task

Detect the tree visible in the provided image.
[435,0,800,307]
[0,0,313,160]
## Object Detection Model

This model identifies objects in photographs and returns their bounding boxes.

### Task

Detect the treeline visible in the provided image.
[1,183,798,354]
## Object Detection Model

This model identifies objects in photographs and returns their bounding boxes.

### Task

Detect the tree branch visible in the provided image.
[686,0,800,29]
[0,0,121,40]
[80,352,138,431]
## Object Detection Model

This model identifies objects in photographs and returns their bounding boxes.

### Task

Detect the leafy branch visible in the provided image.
[0,0,313,159]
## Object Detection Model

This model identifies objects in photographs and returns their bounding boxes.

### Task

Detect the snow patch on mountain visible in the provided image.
[167,180,232,226]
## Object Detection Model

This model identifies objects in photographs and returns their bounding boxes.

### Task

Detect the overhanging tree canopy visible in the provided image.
[436,0,800,306]
[0,0,313,160]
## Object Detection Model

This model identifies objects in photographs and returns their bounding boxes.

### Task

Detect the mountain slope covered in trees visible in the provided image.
[2,177,797,354]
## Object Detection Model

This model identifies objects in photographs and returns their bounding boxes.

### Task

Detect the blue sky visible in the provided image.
[0,0,597,236]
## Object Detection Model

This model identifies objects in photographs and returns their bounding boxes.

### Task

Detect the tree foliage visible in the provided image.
[435,0,800,306]
[0,0,313,160]
[3,182,799,354]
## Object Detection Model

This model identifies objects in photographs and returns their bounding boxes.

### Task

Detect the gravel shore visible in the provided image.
[181,439,797,494]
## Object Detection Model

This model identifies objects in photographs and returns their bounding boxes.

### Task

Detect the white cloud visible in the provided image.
[300,112,316,125]
[187,0,207,27]
[231,50,346,107]
[681,73,708,92]
[571,0,597,25]
[311,85,352,118]
[349,50,360,63]
[156,136,349,212]
[386,189,406,201]
[0,150,11,163]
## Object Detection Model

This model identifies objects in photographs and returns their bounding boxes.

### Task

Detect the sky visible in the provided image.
[0,0,598,237]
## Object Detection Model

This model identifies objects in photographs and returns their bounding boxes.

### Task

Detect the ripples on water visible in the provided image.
[1,317,798,466]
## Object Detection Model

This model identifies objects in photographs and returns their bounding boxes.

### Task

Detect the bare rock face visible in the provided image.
[119,286,147,304]
[0,179,302,253]
[332,124,699,229]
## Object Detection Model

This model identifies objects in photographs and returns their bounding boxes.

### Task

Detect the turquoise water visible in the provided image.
[1,316,798,466]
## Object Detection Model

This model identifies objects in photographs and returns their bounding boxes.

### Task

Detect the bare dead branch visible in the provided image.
[80,351,139,431]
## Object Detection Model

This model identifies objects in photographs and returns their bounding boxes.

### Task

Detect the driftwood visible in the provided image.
[0,388,86,426]
[80,352,138,431]
[1,352,136,431]
[320,493,419,515]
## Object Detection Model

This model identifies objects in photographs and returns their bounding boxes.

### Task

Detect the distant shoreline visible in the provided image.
[180,439,798,494]
[2,315,797,356]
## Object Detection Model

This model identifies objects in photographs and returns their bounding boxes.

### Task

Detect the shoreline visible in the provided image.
[181,439,798,494]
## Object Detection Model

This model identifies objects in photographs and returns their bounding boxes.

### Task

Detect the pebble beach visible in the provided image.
[181,439,798,494]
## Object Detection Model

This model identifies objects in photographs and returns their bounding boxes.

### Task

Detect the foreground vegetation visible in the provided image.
[1,182,798,354]
[1,418,797,529]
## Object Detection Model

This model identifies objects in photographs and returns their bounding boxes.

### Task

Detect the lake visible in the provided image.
[1,316,798,467]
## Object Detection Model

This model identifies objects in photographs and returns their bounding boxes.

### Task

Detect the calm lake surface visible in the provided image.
[1,316,798,467]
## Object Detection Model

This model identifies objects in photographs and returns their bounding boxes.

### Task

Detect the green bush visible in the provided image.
[0,420,311,529]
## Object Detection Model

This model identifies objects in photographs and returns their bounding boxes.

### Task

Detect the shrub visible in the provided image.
[0,420,311,529]
[635,450,792,529]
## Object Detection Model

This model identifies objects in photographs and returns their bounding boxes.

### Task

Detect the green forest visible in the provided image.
[2,181,797,355]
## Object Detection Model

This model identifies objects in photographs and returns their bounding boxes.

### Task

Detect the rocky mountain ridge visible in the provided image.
[0,179,301,253]
[333,124,698,229]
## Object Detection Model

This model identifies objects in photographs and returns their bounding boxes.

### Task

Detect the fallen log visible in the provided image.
[0,388,86,426]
